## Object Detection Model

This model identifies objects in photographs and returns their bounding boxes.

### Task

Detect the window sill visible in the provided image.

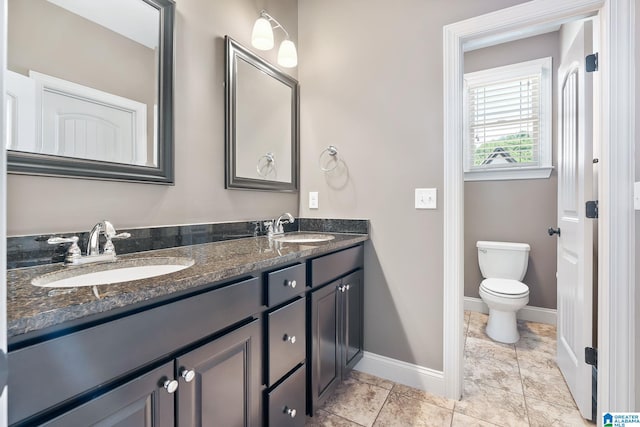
[464,166,554,182]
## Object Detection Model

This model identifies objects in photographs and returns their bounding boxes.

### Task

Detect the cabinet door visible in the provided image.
[342,269,364,376]
[310,280,341,413]
[176,319,261,427]
[41,362,175,427]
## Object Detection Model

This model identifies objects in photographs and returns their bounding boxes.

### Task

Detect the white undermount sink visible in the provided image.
[32,257,195,288]
[273,233,335,243]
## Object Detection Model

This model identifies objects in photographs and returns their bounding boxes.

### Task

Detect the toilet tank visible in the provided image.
[477,241,530,281]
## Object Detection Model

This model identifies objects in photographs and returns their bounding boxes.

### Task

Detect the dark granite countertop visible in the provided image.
[7,232,368,339]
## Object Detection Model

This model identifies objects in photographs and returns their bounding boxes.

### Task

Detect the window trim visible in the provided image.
[463,57,553,181]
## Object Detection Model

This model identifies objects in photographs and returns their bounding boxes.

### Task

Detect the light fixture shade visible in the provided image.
[277,40,298,68]
[251,17,274,50]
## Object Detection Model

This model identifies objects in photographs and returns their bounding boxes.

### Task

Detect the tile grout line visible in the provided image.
[515,344,533,426]
[369,387,393,427]
[316,389,370,427]
[332,411,368,427]
[319,408,368,427]
[466,313,532,426]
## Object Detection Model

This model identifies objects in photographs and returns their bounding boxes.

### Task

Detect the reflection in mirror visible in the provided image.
[236,58,292,183]
[225,36,298,192]
[6,0,175,183]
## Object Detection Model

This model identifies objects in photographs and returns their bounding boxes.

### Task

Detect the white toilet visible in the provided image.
[477,241,530,344]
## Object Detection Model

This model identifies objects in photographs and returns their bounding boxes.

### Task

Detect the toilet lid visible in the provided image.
[481,278,529,296]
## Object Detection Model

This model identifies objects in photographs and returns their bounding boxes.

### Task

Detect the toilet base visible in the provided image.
[486,309,519,343]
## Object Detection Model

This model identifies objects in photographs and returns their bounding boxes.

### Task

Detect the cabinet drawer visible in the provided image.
[267,298,306,385]
[267,364,306,427]
[311,245,364,287]
[266,263,306,306]
[8,276,262,425]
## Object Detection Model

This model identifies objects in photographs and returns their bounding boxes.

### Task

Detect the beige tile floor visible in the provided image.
[306,311,594,427]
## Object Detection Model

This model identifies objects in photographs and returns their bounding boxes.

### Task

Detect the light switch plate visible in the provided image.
[309,191,319,209]
[415,188,437,209]
[635,182,640,210]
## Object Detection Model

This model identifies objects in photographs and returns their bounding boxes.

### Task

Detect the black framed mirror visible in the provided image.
[6,0,175,184]
[225,36,299,192]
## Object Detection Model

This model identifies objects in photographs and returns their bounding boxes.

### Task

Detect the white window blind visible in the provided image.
[468,75,540,168]
[463,57,552,181]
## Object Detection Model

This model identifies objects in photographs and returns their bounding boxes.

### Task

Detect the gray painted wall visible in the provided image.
[463,33,560,310]
[6,0,299,236]
[298,0,529,370]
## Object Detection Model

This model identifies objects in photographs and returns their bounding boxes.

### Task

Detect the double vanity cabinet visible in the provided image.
[6,237,365,426]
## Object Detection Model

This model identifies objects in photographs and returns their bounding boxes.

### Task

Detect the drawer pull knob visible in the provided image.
[284,407,297,418]
[163,379,179,394]
[283,334,296,344]
[180,368,196,383]
[286,279,297,288]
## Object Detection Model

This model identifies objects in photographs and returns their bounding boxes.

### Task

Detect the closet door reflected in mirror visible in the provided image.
[225,36,299,192]
[6,0,175,184]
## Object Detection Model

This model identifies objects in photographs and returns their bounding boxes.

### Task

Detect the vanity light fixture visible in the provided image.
[251,10,297,68]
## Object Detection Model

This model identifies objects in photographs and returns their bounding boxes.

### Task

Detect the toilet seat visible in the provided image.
[480,278,529,298]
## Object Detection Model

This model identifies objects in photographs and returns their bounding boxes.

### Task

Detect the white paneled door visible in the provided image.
[556,19,594,419]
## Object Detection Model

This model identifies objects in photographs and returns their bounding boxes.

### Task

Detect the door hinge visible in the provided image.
[585,347,598,367]
[586,200,598,219]
[586,53,598,72]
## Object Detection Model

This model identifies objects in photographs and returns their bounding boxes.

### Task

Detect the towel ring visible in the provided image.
[257,152,276,177]
[319,145,339,172]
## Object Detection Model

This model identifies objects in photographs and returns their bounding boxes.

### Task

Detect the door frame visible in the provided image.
[1,0,8,423]
[442,0,636,417]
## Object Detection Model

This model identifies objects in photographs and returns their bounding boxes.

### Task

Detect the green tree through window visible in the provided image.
[473,132,535,166]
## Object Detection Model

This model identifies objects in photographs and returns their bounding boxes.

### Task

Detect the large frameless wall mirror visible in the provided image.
[6,0,175,184]
[225,36,299,191]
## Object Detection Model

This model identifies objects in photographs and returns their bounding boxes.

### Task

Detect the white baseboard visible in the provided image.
[464,296,557,325]
[354,351,445,396]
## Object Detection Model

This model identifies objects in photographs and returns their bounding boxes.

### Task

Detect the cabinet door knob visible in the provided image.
[180,368,196,383]
[163,379,179,394]
[345,284,350,291]
[284,406,297,418]
[337,285,345,292]
[283,334,296,344]
[285,279,297,288]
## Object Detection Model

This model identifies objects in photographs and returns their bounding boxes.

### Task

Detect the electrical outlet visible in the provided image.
[415,188,437,209]
[309,191,319,209]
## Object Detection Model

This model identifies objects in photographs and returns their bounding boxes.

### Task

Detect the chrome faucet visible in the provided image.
[87,220,131,257]
[48,220,131,266]
[267,213,295,238]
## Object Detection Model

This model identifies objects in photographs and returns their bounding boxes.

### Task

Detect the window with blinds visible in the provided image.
[464,57,552,181]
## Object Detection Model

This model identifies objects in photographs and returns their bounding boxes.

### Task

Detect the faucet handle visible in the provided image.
[264,221,274,235]
[101,220,117,238]
[47,236,79,245]
[48,236,82,263]
[103,232,131,255]
[111,232,131,240]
